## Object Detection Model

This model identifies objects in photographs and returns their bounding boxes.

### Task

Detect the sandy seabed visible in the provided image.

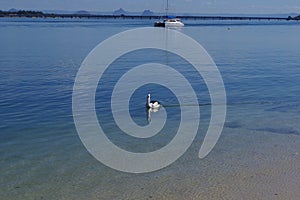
[94,128,300,200]
[2,113,300,200]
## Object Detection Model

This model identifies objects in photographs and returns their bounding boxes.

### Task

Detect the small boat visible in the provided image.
[154,17,184,27]
[164,17,184,27]
[154,0,184,28]
[154,20,165,27]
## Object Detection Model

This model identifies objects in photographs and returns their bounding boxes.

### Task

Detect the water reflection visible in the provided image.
[146,107,161,124]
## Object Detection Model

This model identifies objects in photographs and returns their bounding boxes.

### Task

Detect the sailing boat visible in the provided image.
[154,0,184,27]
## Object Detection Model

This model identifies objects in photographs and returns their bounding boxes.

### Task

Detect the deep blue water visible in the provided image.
[0,18,300,199]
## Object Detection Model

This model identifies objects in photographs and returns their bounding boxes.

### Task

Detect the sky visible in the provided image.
[1,0,300,14]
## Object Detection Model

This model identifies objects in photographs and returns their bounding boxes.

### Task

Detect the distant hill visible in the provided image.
[0,10,45,17]
[8,8,19,12]
[74,10,91,15]
[113,8,127,15]
[142,10,154,16]
[294,15,300,20]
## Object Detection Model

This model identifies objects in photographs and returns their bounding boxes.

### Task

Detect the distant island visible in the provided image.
[0,9,299,21]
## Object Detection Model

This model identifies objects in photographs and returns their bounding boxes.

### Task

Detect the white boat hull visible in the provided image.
[154,18,184,28]
[165,21,184,27]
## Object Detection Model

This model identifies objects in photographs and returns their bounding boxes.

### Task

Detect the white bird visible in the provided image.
[146,94,161,109]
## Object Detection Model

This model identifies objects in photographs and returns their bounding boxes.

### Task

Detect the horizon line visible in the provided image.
[2,8,299,16]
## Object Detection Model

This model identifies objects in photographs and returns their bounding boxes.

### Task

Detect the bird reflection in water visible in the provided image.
[146,107,160,124]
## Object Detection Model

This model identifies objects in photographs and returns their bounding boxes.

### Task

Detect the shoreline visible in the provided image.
[1,10,299,21]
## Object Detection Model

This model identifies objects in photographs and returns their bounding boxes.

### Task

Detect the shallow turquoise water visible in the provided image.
[0,18,300,199]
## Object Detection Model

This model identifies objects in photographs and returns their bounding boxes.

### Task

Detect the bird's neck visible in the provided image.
[147,96,150,106]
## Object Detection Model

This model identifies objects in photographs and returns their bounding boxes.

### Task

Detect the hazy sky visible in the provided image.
[1,0,300,14]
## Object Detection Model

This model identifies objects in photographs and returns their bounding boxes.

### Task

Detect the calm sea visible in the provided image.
[1,18,300,199]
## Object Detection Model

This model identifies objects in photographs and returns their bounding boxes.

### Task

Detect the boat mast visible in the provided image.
[165,0,169,17]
